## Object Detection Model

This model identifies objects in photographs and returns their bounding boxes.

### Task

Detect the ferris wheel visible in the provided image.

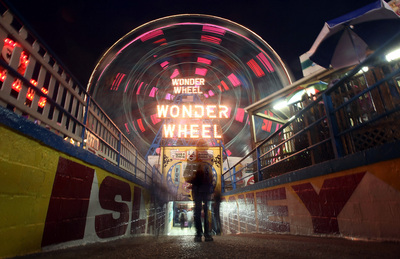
[87,14,291,157]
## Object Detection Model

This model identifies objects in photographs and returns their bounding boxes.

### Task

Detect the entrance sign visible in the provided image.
[161,146,222,201]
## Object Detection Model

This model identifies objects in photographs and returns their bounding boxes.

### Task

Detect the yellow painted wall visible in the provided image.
[0,126,149,258]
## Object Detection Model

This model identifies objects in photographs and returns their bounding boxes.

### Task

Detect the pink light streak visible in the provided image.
[235,108,245,123]
[140,30,164,42]
[197,57,212,65]
[149,87,158,97]
[124,123,130,134]
[97,22,264,89]
[228,74,241,87]
[202,25,226,35]
[170,69,180,78]
[136,82,144,95]
[201,35,222,45]
[151,114,161,125]
[257,53,275,73]
[111,73,125,91]
[165,93,174,100]
[195,68,208,76]
[208,90,214,97]
[160,61,169,69]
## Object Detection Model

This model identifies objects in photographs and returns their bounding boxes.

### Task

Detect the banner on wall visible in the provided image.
[161,146,222,201]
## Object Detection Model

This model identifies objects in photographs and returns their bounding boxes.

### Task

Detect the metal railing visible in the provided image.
[223,31,400,192]
[0,5,160,185]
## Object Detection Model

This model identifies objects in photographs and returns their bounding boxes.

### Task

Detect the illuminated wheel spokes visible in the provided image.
[88,15,291,157]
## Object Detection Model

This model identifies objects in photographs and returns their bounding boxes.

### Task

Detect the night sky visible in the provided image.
[4,0,378,86]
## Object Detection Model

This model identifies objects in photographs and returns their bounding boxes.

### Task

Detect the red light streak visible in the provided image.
[227,74,241,87]
[137,118,145,132]
[247,59,265,78]
[201,35,222,45]
[221,80,229,91]
[153,38,167,45]
[202,25,226,35]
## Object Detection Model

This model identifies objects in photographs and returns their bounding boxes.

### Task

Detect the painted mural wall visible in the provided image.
[221,158,400,241]
[0,126,162,258]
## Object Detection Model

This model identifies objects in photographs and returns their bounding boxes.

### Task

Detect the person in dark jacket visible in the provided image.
[191,140,214,242]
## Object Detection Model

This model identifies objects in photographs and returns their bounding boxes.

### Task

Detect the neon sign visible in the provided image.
[172,78,205,94]
[159,78,227,138]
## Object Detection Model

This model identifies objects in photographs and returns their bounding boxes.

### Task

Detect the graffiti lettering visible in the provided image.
[292,172,365,234]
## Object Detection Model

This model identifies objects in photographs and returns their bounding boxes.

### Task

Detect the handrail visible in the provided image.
[0,5,161,185]
[223,30,400,192]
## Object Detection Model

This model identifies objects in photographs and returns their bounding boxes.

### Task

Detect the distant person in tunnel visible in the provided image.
[190,140,214,242]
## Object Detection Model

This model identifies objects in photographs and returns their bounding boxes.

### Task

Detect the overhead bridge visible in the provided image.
[1,3,400,258]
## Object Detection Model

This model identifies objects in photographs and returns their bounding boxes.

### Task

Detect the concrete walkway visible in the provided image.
[15,233,400,259]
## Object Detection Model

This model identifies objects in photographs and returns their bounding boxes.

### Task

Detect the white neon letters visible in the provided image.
[157,105,228,119]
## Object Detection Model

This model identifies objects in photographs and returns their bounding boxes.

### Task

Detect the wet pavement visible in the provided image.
[14,232,400,259]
